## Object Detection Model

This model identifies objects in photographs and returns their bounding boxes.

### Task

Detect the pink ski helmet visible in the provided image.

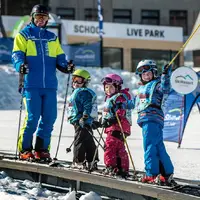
[101,73,123,86]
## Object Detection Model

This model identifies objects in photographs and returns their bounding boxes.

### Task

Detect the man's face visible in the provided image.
[33,14,48,27]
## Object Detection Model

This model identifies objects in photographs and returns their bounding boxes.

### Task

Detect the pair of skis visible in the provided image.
[1,151,200,198]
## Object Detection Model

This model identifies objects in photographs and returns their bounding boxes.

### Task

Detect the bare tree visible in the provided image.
[0,0,7,37]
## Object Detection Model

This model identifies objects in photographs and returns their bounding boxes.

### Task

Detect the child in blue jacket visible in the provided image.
[67,69,99,170]
[125,60,174,184]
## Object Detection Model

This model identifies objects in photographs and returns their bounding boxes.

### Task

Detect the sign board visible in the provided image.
[170,66,198,95]
[0,38,13,63]
[62,42,100,67]
[62,20,183,42]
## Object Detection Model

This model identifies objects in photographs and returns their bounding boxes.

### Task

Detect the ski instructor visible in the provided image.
[12,4,74,161]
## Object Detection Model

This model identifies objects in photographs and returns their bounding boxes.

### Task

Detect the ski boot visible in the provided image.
[117,168,129,179]
[155,174,177,186]
[71,162,86,170]
[87,161,98,172]
[140,175,157,184]
[19,151,34,161]
[34,150,52,163]
[103,166,119,177]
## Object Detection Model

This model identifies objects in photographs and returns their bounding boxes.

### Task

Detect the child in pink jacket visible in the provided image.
[101,73,132,178]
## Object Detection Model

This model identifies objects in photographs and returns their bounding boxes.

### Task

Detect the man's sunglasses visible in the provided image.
[34,14,49,20]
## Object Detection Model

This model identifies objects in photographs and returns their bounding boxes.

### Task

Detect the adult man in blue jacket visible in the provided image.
[12,4,74,161]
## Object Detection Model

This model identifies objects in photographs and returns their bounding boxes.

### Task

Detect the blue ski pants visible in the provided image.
[142,122,174,176]
[18,88,57,152]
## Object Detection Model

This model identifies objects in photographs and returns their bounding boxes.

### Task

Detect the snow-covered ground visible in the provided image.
[0,65,139,110]
[0,170,102,200]
[0,64,199,199]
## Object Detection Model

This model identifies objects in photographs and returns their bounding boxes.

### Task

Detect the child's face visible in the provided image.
[141,71,153,82]
[105,84,116,96]
[72,76,84,89]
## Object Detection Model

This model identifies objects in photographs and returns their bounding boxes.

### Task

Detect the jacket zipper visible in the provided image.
[39,29,45,88]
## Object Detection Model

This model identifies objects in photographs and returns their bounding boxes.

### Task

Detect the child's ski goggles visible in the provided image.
[72,76,85,84]
[101,77,123,85]
[136,65,155,74]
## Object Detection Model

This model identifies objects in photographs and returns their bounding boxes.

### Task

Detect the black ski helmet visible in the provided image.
[31,4,49,17]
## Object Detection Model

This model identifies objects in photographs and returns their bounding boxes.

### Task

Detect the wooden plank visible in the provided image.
[0,159,199,200]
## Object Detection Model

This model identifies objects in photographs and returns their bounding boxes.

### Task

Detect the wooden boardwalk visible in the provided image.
[0,158,199,200]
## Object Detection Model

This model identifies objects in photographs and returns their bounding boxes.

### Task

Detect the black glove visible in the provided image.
[79,114,89,128]
[66,60,75,73]
[114,102,124,110]
[162,64,171,74]
[56,60,75,74]
[91,121,102,130]
[102,117,117,128]
[19,64,29,74]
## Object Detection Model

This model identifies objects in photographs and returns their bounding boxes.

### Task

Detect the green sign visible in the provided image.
[11,15,30,38]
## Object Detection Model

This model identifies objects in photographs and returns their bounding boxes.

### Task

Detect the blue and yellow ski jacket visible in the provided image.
[12,22,68,89]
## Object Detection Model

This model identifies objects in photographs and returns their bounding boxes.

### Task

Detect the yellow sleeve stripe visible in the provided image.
[13,33,27,53]
[56,38,64,55]
[48,37,64,57]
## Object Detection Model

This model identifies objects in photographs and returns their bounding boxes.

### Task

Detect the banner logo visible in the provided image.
[0,45,10,57]
[0,38,14,63]
[74,48,95,62]
[62,42,100,66]
[171,66,198,95]
[175,75,194,85]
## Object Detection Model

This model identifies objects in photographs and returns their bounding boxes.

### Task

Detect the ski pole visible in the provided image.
[66,126,105,154]
[115,111,136,174]
[89,127,105,172]
[66,129,81,153]
[87,127,104,150]
[53,72,71,160]
[15,74,24,159]
[110,100,136,174]
[66,122,84,153]
[66,138,76,153]
[166,23,200,70]
[111,101,136,175]
[96,128,105,144]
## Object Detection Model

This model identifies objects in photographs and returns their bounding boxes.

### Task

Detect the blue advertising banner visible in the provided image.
[163,71,200,146]
[62,42,100,67]
[163,90,184,143]
[184,74,200,125]
[0,38,13,63]
[198,101,200,111]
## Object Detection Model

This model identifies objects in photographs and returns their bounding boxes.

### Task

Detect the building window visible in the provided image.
[131,49,179,73]
[84,8,99,21]
[141,10,160,25]
[113,9,132,24]
[170,10,187,35]
[56,8,75,20]
[1,0,48,16]
[193,50,200,68]
[103,48,123,69]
